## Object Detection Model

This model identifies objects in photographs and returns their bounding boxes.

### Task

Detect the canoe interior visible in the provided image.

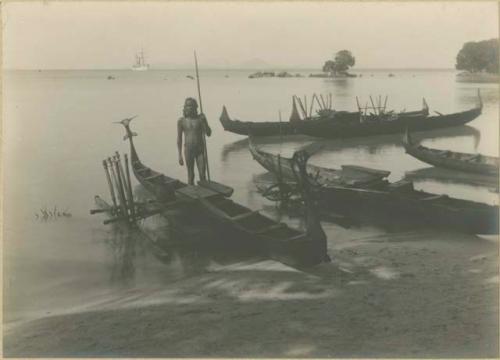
[121,121,323,266]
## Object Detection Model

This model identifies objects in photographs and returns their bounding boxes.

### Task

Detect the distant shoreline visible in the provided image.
[456,71,499,83]
[4,67,458,72]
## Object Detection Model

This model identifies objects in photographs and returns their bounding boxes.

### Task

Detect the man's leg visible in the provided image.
[195,152,207,182]
[185,150,196,185]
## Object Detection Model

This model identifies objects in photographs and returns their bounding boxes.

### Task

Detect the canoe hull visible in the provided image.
[297,107,481,139]
[220,116,299,136]
[120,121,328,267]
[318,186,498,235]
[249,142,498,234]
[403,130,499,176]
[219,103,477,138]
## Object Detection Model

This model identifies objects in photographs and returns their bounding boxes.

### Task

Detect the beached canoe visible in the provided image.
[403,129,499,176]
[114,118,330,267]
[249,142,498,234]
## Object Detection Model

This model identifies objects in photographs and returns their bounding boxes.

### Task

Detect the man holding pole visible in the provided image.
[177,97,211,185]
[177,50,233,197]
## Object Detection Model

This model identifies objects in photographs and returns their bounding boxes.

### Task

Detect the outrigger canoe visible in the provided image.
[249,141,498,234]
[222,91,481,139]
[219,97,429,137]
[403,129,499,176]
[113,118,330,267]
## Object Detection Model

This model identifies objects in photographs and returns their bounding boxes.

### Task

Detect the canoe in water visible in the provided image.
[403,129,499,176]
[249,141,498,234]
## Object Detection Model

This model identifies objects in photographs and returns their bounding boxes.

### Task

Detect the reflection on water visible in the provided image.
[100,200,271,289]
[457,85,498,107]
[103,225,137,284]
[222,125,481,161]
[221,137,249,162]
[321,78,352,97]
[406,166,499,193]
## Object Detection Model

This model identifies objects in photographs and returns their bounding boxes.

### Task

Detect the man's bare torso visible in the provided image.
[178,116,204,155]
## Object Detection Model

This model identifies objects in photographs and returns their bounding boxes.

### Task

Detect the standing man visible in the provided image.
[177,97,212,185]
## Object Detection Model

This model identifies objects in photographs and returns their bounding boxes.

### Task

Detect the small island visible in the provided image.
[310,50,357,78]
[248,71,303,79]
[248,50,358,79]
[455,38,499,83]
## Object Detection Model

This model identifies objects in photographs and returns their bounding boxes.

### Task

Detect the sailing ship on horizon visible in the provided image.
[132,49,149,71]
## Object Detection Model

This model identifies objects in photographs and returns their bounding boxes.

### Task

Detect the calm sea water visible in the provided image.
[3,69,499,325]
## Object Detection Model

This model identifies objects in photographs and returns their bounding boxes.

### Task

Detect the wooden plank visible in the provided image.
[144,173,163,181]
[198,180,234,197]
[341,165,391,177]
[231,211,258,221]
[176,184,220,200]
[252,223,285,234]
[420,194,447,201]
[285,233,307,242]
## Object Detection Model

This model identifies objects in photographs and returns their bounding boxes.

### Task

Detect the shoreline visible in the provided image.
[4,230,498,358]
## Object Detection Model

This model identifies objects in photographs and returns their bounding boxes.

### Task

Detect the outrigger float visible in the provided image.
[91,117,331,268]
[249,140,498,234]
[220,91,481,138]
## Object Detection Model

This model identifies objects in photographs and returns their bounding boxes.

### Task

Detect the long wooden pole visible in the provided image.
[369,96,378,115]
[124,154,136,221]
[319,94,327,110]
[108,158,128,218]
[314,93,323,111]
[113,156,129,219]
[115,151,129,194]
[310,94,317,116]
[303,95,308,119]
[194,52,204,113]
[194,50,211,181]
[278,110,283,145]
[295,96,308,118]
[102,160,118,211]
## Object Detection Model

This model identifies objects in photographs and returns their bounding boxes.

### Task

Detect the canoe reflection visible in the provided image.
[102,209,269,284]
[405,166,499,192]
[221,125,481,161]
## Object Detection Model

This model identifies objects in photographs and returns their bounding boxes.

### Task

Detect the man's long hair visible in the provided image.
[183,97,198,117]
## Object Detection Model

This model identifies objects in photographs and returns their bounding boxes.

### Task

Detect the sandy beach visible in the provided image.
[4,230,498,358]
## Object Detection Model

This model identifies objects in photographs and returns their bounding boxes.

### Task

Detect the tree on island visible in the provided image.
[322,50,356,76]
[456,39,498,74]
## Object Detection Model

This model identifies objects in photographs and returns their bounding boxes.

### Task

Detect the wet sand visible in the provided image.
[4,230,498,358]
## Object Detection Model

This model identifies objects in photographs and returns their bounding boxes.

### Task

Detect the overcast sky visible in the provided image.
[2,1,498,69]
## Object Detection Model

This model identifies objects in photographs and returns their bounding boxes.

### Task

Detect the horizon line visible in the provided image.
[3,67,458,71]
